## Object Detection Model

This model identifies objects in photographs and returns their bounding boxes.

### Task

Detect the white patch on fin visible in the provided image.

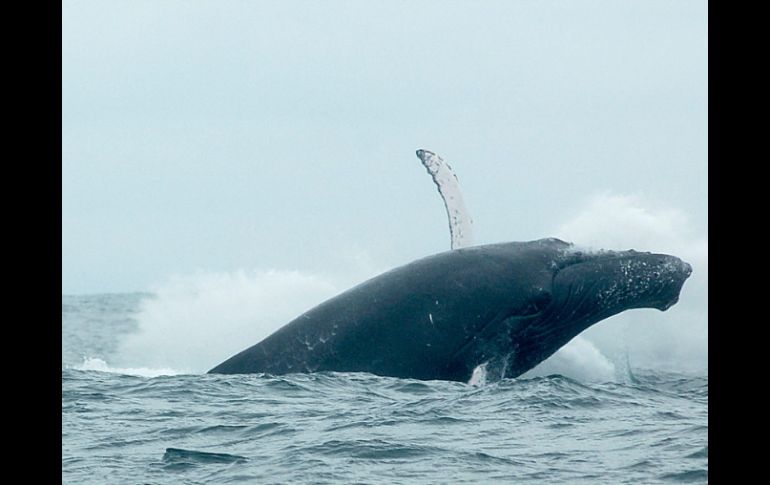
[416,149,474,249]
[468,362,488,386]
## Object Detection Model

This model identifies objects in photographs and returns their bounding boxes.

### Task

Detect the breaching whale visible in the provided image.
[209,238,691,381]
[210,149,691,382]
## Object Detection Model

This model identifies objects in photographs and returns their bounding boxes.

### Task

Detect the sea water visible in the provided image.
[62,293,707,484]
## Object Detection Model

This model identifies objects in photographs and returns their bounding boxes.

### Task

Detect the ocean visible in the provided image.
[62,292,707,484]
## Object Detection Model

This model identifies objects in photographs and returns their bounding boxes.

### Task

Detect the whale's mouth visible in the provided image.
[649,258,692,311]
[659,296,679,311]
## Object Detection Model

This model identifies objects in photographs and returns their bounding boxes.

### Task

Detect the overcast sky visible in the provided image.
[62,0,707,295]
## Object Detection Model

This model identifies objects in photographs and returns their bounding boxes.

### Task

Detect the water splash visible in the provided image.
[521,337,616,382]
[72,356,182,378]
[115,270,341,373]
[527,192,707,380]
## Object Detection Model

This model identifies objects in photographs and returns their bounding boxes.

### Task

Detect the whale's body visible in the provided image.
[209,239,691,382]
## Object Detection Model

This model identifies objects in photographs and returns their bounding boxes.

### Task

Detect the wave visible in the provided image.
[71,357,184,378]
[162,448,247,465]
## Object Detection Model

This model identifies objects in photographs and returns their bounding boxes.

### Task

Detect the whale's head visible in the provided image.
[474,239,692,379]
[550,245,692,314]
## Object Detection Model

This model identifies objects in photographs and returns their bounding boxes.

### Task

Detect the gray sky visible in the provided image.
[63,0,707,295]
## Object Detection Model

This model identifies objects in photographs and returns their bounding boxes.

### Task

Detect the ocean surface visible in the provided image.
[62,293,708,484]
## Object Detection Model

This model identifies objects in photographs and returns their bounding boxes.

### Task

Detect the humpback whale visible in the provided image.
[209,239,691,381]
[209,149,691,382]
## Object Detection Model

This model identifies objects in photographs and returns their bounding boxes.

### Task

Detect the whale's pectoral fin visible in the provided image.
[416,148,474,250]
[445,310,544,383]
[482,353,514,382]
